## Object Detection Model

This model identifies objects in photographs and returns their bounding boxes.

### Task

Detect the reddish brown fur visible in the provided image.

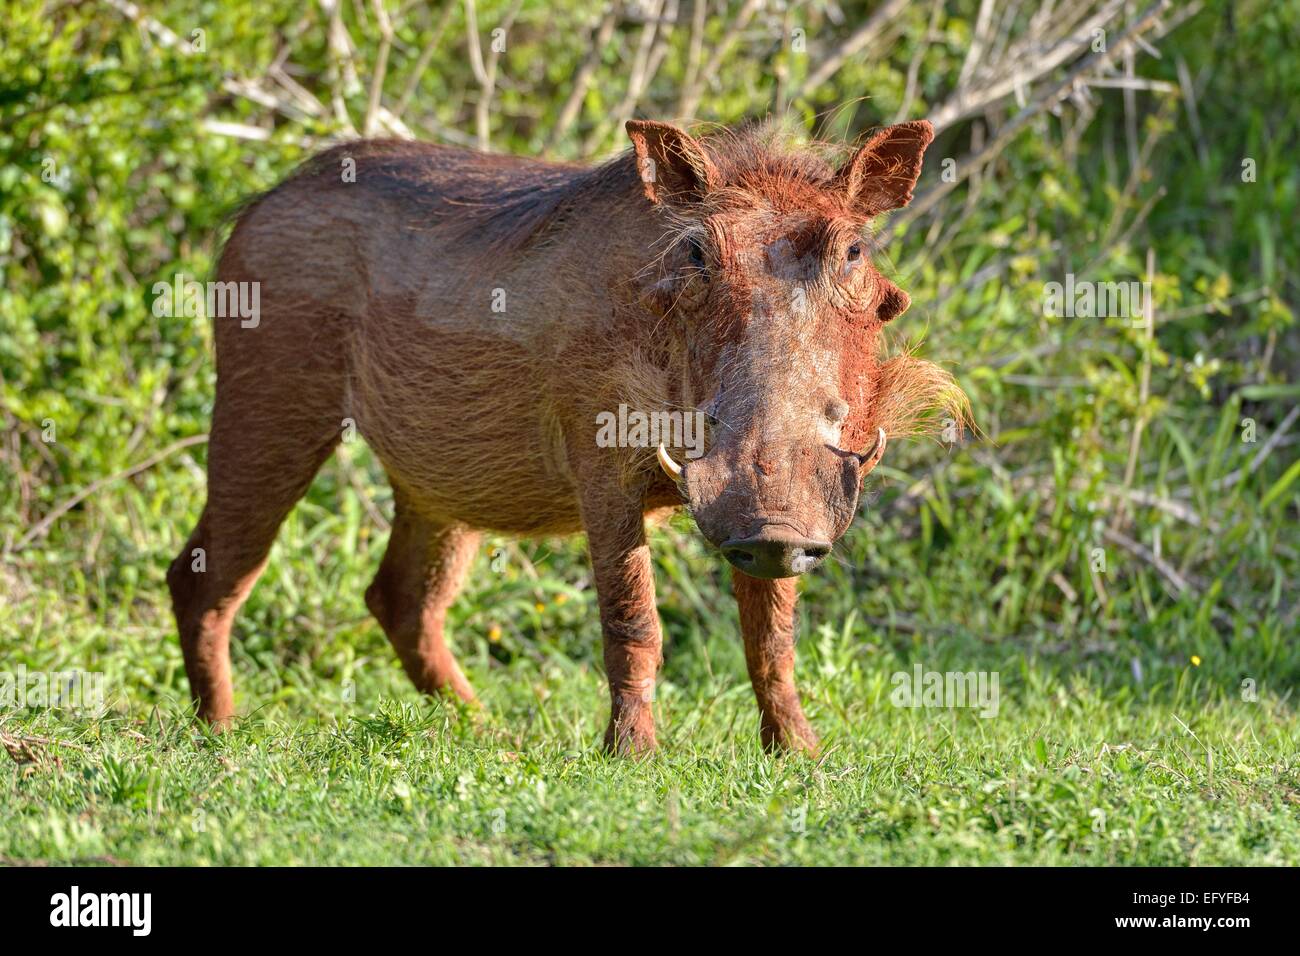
[169,118,967,754]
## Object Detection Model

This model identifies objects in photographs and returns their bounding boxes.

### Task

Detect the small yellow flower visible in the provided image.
[554,593,568,606]
[488,625,502,643]
[534,602,547,613]
[1191,655,1202,667]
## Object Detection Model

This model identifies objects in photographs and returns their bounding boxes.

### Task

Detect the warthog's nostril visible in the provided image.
[723,546,757,568]
[720,533,833,579]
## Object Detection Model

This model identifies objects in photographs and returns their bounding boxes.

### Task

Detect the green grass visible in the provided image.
[3,640,1296,866]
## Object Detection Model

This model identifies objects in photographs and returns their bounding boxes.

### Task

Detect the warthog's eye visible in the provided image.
[685,236,708,275]
[839,241,868,282]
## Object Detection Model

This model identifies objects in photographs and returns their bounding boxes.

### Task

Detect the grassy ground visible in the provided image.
[4,692,1298,866]
[3,630,1297,865]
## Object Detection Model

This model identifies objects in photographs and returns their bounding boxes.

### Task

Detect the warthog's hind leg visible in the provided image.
[365,499,479,703]
[168,381,342,727]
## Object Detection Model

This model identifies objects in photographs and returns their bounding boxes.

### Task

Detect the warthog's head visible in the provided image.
[628,119,967,578]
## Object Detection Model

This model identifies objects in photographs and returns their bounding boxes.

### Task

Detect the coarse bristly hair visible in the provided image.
[870,344,973,444]
[173,113,970,751]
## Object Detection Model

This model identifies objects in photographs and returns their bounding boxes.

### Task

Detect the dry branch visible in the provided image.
[790,0,910,104]
[890,0,1173,236]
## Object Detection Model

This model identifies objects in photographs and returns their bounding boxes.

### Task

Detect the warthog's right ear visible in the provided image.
[626,120,718,206]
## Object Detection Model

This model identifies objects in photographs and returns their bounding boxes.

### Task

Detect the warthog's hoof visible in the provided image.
[762,717,820,757]
[603,713,658,756]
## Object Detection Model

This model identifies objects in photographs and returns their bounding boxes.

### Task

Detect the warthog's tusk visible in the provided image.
[859,427,887,468]
[657,443,684,482]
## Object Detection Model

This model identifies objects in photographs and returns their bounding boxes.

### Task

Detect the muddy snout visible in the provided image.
[679,445,848,579]
[720,526,832,578]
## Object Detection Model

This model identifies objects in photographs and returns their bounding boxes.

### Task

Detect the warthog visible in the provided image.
[168,118,966,753]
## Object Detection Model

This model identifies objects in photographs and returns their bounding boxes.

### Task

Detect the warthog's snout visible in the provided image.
[721,527,833,579]
[664,439,851,578]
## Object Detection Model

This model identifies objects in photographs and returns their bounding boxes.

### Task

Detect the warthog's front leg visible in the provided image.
[579,489,663,755]
[733,571,819,754]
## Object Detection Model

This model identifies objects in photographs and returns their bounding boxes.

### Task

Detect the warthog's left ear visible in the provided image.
[626,120,718,206]
[832,120,934,218]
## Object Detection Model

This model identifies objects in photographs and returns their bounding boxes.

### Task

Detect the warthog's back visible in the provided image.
[221,140,594,324]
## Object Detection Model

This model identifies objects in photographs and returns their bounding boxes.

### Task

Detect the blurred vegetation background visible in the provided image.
[0,0,1297,733]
